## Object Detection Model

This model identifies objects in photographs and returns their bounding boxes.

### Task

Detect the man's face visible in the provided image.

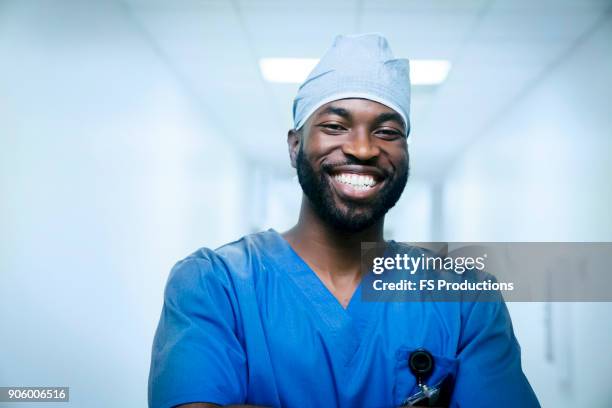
[291,98,409,232]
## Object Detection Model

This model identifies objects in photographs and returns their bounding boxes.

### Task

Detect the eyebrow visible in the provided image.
[316,105,351,120]
[374,112,405,130]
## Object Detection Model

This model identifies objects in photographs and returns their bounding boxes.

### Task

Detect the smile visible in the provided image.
[333,173,378,190]
[327,167,387,202]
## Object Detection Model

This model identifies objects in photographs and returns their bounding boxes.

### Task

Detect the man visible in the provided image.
[148,34,540,408]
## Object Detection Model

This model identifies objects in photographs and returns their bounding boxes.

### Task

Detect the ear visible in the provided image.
[287,129,301,169]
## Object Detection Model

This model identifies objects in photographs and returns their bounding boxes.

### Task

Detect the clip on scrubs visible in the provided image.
[403,349,441,407]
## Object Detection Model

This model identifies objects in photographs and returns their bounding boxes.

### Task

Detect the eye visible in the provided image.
[375,128,403,140]
[319,123,348,133]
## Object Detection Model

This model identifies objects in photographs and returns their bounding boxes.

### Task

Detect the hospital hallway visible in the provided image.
[1,0,612,407]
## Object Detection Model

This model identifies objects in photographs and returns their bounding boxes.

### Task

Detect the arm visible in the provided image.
[452,298,540,407]
[148,257,249,408]
[177,404,266,408]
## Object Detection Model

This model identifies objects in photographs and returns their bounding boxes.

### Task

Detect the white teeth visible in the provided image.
[333,173,376,189]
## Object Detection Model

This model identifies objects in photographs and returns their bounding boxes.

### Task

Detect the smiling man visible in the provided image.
[148,34,539,408]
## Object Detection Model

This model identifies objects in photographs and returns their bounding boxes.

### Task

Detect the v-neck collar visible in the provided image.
[262,229,380,366]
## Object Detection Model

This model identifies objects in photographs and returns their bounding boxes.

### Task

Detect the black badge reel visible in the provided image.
[402,349,442,407]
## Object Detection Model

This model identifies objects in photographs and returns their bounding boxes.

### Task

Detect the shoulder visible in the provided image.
[388,241,431,256]
[166,230,277,292]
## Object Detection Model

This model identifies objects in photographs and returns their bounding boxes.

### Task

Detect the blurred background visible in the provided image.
[1,0,612,406]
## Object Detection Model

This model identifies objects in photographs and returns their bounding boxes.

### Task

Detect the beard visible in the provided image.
[295,145,409,233]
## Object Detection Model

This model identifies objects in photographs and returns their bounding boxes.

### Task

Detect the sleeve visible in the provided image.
[451,297,541,407]
[148,257,247,408]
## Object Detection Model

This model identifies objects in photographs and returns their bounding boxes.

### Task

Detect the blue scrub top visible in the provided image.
[148,230,539,408]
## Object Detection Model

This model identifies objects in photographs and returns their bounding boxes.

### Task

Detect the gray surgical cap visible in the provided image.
[292,33,411,137]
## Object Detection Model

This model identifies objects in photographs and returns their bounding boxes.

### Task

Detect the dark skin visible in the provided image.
[177,98,409,408]
[283,98,408,308]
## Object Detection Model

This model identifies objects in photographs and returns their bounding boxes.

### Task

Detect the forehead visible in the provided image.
[312,98,400,119]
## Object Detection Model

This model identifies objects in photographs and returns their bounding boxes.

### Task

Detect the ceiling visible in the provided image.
[123,0,611,181]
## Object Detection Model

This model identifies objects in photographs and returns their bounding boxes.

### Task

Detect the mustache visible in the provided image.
[320,158,390,178]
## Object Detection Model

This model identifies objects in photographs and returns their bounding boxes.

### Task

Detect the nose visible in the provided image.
[341,128,381,161]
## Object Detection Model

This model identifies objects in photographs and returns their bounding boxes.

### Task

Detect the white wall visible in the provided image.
[385,180,434,242]
[441,14,612,408]
[0,1,246,407]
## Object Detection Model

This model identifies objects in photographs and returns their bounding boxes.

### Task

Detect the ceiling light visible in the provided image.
[409,60,451,85]
[259,58,451,85]
[259,58,319,84]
